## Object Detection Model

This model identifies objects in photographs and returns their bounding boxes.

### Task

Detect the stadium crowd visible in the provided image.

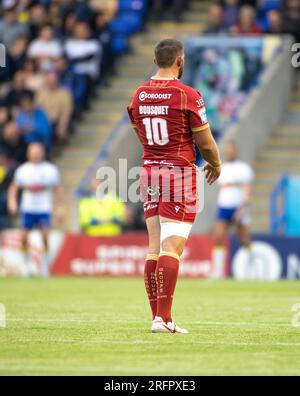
[185,1,300,147]
[205,0,300,41]
[0,0,154,229]
[0,0,189,230]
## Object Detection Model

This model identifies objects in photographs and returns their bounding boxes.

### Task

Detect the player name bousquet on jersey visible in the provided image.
[139,105,169,115]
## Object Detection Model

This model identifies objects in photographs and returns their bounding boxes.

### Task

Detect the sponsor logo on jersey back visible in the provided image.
[139,91,172,102]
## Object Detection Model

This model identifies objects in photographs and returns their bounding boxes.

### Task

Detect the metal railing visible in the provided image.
[270,174,289,235]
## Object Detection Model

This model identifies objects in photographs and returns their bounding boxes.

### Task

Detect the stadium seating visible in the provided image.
[110,0,147,54]
[118,0,147,13]
[256,80,300,234]
[0,0,154,230]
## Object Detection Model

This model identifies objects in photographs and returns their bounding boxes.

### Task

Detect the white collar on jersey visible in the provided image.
[151,76,178,81]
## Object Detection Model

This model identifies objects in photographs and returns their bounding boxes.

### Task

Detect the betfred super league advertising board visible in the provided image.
[230,235,300,280]
[51,233,215,278]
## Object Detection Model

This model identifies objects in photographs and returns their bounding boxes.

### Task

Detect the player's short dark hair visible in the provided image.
[154,39,184,68]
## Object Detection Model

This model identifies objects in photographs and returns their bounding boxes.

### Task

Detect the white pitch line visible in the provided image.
[7,318,98,323]
[5,318,296,328]
[189,340,300,347]
[0,365,299,375]
[1,338,299,348]
[192,321,293,328]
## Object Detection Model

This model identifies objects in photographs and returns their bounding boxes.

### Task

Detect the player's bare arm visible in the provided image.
[7,182,19,216]
[193,126,222,185]
[54,184,65,223]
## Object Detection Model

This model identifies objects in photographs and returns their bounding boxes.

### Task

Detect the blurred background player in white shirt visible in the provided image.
[213,141,254,278]
[8,143,64,277]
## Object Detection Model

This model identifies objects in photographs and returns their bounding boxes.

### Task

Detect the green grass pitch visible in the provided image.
[0,277,300,376]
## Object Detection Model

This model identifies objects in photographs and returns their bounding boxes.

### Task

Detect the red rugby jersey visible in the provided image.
[127,78,209,168]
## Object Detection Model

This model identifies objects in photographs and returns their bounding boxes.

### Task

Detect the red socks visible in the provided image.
[156,253,180,323]
[144,254,158,320]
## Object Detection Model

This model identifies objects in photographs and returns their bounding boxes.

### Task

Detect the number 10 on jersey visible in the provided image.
[143,117,169,146]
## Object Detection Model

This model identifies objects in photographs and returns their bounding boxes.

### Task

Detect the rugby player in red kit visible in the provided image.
[127,39,222,333]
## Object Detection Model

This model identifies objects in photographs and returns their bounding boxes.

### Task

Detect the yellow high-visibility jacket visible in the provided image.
[79,194,126,237]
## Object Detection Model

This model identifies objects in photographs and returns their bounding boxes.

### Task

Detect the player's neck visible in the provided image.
[152,68,178,80]
[30,161,44,165]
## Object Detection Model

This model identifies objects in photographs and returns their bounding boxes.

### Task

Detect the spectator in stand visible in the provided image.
[282,0,300,43]
[89,0,118,22]
[0,5,28,50]
[266,9,283,34]
[61,12,77,38]
[0,121,27,166]
[95,11,115,85]
[59,0,94,24]
[6,34,29,78]
[204,3,228,34]
[15,0,32,24]
[231,5,263,35]
[27,23,63,70]
[0,148,14,230]
[149,0,187,22]
[64,21,102,86]
[257,0,282,30]
[0,107,9,136]
[28,3,49,40]
[15,90,52,153]
[221,0,240,27]
[48,1,63,35]
[55,56,88,117]
[2,70,26,114]
[35,72,74,145]
[22,58,46,93]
